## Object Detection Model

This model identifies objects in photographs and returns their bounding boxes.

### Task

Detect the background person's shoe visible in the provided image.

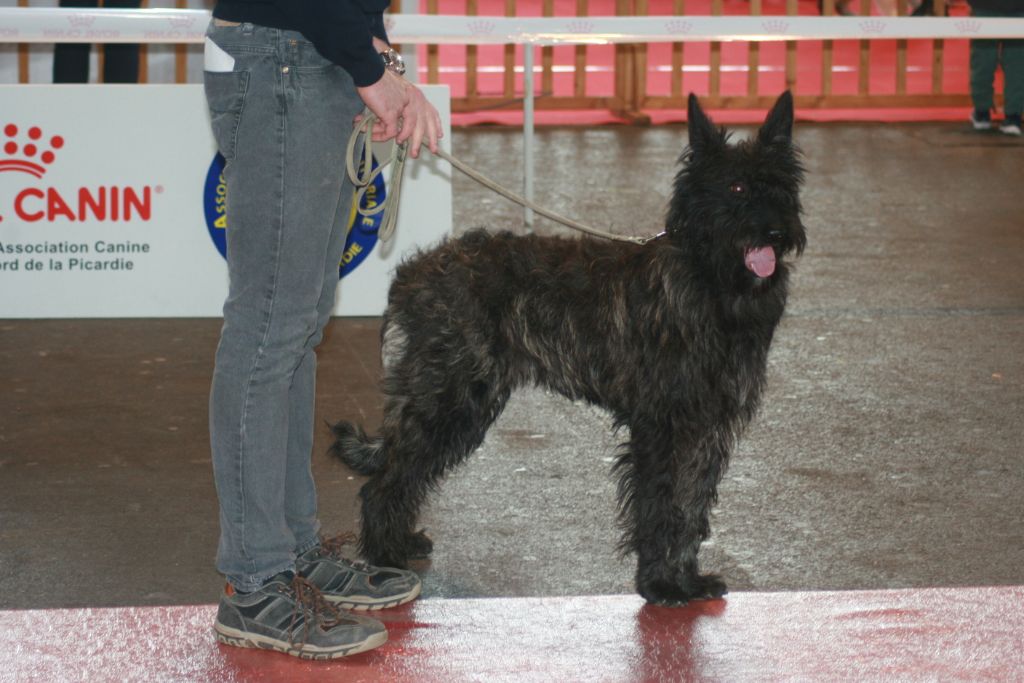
[971,109,992,130]
[214,572,387,659]
[298,535,422,610]
[999,114,1022,136]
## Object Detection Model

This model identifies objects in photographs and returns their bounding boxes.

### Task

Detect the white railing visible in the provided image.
[3,8,1024,43]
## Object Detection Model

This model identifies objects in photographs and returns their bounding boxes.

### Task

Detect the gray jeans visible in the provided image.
[203,21,364,592]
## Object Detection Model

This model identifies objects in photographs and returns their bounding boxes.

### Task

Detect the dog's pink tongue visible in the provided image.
[744,246,776,278]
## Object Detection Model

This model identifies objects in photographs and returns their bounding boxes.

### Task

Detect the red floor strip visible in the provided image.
[2,586,1021,682]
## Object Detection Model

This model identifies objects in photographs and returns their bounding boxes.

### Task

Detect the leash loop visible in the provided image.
[346,114,408,243]
[346,112,659,246]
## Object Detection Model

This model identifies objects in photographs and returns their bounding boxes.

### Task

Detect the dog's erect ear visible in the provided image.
[758,91,794,145]
[687,93,719,155]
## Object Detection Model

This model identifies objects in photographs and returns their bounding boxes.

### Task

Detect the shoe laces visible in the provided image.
[287,575,345,645]
[318,533,371,571]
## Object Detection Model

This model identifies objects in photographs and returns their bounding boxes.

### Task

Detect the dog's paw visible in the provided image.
[407,529,434,559]
[688,572,728,600]
[638,573,728,607]
[363,531,431,568]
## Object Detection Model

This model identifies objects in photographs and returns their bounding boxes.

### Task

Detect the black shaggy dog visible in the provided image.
[332,92,806,606]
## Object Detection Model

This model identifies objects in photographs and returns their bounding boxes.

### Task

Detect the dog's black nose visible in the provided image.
[767,230,785,244]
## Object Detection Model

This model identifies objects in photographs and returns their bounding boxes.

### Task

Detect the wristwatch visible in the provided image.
[380,48,406,76]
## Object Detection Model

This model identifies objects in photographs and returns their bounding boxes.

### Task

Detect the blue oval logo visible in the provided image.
[203,152,385,280]
[202,153,228,258]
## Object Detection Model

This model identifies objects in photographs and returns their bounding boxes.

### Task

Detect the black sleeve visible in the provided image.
[282,0,389,87]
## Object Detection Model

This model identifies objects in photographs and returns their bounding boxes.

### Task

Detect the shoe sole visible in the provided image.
[323,580,422,611]
[213,623,387,659]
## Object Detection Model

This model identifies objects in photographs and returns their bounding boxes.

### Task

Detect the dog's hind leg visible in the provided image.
[615,420,729,606]
[356,378,510,568]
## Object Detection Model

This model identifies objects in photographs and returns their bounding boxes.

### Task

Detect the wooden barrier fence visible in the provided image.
[400,0,985,114]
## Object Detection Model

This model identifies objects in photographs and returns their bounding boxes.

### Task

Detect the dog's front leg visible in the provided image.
[618,422,728,606]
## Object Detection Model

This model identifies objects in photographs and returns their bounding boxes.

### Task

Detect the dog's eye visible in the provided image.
[729,182,746,194]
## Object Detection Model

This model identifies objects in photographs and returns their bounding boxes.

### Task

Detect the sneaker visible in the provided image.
[970,109,992,130]
[298,534,422,611]
[214,572,387,659]
[1000,114,1022,136]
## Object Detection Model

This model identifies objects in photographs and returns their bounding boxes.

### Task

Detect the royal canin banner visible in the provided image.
[0,84,451,318]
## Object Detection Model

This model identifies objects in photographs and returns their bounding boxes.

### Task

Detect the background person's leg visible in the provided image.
[99,0,142,84]
[969,9,1000,117]
[53,0,97,83]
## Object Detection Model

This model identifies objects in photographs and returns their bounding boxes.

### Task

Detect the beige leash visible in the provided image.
[345,113,664,246]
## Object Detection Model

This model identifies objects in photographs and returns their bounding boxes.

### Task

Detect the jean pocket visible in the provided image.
[204,70,250,161]
[291,40,338,74]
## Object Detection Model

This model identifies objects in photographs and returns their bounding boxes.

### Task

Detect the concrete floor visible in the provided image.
[0,122,1021,610]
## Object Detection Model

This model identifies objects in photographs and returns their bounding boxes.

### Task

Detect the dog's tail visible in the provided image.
[329,421,386,475]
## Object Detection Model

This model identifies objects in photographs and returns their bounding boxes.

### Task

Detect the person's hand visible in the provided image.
[357,70,443,159]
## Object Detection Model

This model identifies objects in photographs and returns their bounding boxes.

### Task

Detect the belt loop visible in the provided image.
[240,22,254,36]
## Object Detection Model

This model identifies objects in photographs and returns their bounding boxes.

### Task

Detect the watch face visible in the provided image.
[382,49,405,76]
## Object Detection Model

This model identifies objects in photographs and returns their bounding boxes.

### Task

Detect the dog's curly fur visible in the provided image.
[331,92,806,605]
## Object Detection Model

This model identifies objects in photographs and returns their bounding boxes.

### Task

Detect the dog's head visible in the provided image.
[666,91,807,294]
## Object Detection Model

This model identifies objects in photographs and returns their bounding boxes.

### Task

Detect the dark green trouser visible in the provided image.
[970,8,1024,115]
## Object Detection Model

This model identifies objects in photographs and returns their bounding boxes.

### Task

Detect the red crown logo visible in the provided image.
[761,19,791,34]
[67,13,96,28]
[565,20,595,34]
[165,16,196,29]
[467,19,495,36]
[1,124,64,178]
[859,19,887,34]
[955,19,982,34]
[664,19,693,35]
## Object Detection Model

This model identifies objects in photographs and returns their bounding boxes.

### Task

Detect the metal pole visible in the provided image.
[398,0,419,83]
[523,42,535,230]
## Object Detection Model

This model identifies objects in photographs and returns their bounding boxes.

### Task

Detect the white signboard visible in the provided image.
[0,84,452,318]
